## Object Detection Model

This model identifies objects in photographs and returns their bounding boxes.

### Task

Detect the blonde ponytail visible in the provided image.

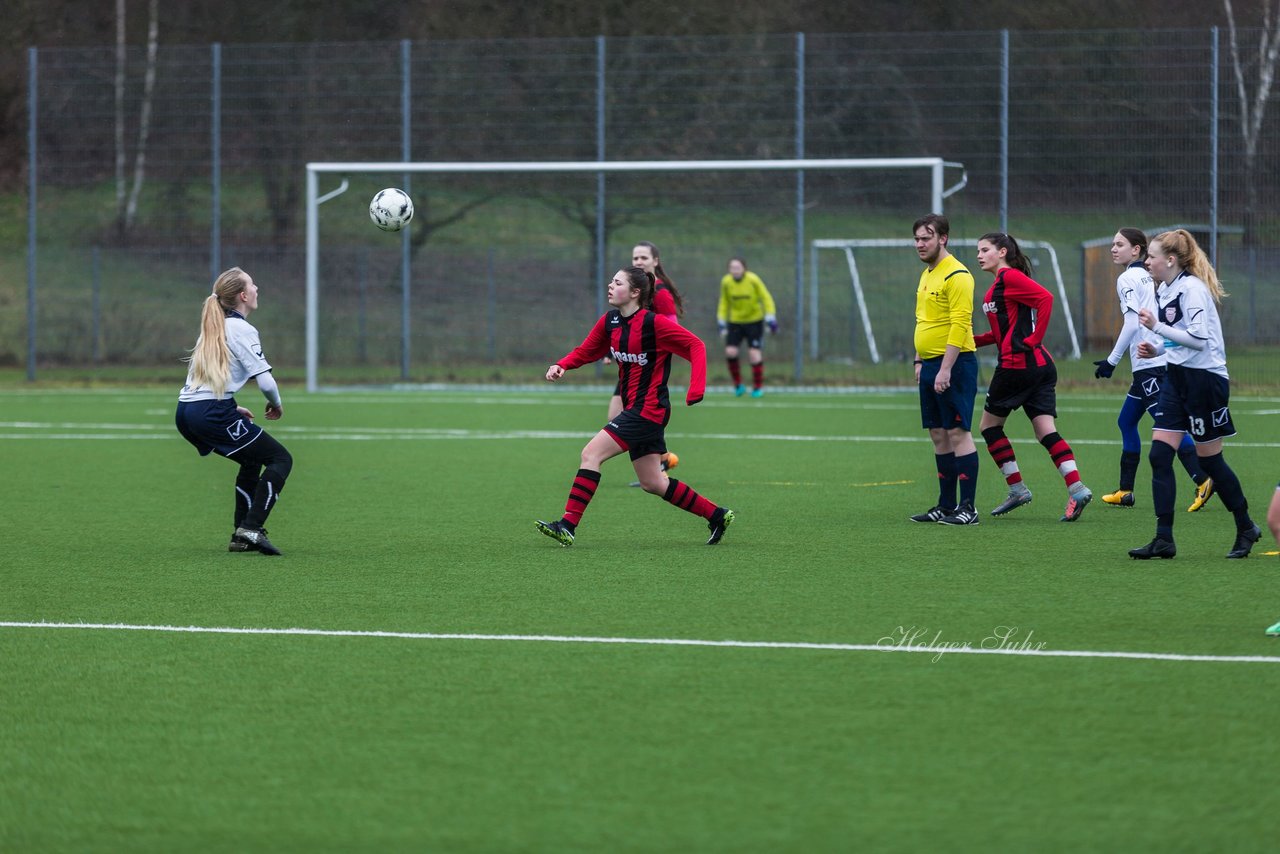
[1158,229,1228,303]
[184,267,249,397]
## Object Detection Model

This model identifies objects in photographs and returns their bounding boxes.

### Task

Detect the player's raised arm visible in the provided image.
[554,314,612,372]
[656,315,707,405]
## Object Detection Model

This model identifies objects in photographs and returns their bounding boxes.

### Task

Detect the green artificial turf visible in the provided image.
[2,387,1278,851]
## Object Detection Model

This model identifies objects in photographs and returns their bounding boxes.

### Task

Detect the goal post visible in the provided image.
[809,238,1081,365]
[305,157,967,391]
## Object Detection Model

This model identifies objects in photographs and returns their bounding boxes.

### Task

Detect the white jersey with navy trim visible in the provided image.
[1116,263,1163,372]
[178,314,274,402]
[1155,272,1228,378]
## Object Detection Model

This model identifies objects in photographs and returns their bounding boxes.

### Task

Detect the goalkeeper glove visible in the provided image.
[717,320,728,338]
[1093,359,1116,379]
[765,314,778,334]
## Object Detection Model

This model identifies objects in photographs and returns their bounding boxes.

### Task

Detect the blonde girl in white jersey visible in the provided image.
[1094,228,1211,510]
[1128,230,1259,560]
[175,267,293,556]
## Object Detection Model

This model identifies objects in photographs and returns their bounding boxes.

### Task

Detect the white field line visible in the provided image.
[3,421,1280,448]
[1,621,1277,664]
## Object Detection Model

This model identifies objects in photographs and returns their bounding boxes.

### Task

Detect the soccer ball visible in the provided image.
[369,188,414,232]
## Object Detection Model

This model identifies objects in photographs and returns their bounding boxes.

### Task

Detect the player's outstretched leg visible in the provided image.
[982,426,1031,516]
[231,434,291,556]
[230,461,261,551]
[660,478,733,544]
[535,518,576,547]
[707,508,735,545]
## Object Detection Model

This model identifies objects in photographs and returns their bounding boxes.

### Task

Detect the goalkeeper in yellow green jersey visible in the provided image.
[717,257,778,397]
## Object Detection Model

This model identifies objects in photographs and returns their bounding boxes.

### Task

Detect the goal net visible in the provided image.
[304,158,966,391]
[808,238,1081,367]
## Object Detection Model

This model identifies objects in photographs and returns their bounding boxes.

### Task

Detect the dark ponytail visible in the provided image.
[1117,227,1149,261]
[635,240,684,317]
[979,232,1032,276]
[623,265,656,310]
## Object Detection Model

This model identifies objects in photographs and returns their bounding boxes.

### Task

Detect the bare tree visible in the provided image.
[114,0,160,237]
[124,0,160,231]
[113,0,125,224]
[1223,0,1280,245]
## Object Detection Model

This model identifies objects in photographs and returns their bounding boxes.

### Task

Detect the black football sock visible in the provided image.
[1149,441,1176,540]
[1197,452,1253,529]
[1118,450,1140,492]
[956,452,980,507]
[935,452,957,510]
[234,464,260,529]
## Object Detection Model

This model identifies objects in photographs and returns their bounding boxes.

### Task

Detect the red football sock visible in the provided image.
[563,468,601,526]
[662,478,716,520]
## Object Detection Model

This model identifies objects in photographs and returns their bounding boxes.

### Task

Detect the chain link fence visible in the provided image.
[17,29,1280,387]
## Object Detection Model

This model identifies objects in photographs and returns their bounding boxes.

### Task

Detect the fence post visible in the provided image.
[92,246,101,363]
[211,42,221,281]
[27,47,38,382]
[487,247,497,362]
[1000,29,1009,233]
[358,246,368,363]
[1210,26,1219,266]
[793,31,806,382]
[401,38,412,380]
[596,34,606,319]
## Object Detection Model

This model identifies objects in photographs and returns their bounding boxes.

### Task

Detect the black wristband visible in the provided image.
[913,359,923,365]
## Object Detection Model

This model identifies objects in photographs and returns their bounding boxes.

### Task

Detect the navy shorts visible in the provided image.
[1151,364,1235,443]
[176,398,265,457]
[984,362,1058,419]
[919,351,977,431]
[726,321,764,349]
[1128,367,1168,416]
[603,409,668,461]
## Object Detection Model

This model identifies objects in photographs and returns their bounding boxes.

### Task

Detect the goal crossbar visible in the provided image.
[305,158,966,390]
[809,238,1081,364]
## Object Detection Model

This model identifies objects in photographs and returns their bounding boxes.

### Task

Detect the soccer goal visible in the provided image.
[808,238,1081,366]
[304,157,967,391]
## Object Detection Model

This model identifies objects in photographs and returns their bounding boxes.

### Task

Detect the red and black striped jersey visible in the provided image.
[557,308,706,424]
[652,283,678,319]
[975,267,1054,369]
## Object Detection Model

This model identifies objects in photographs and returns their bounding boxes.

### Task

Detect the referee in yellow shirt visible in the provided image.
[910,214,981,526]
[716,257,777,397]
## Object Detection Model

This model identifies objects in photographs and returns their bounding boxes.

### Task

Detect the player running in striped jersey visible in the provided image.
[1093,228,1213,511]
[1128,229,1260,560]
[617,241,683,477]
[536,266,734,546]
[175,267,293,555]
[973,233,1093,522]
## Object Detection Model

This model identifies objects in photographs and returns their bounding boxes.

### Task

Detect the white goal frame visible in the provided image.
[305,157,966,391]
[809,238,1082,364]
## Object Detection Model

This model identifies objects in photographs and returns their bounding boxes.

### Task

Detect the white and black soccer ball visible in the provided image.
[369,188,414,232]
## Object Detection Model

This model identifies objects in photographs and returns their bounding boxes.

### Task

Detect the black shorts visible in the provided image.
[603,409,667,461]
[984,362,1058,419]
[1151,364,1235,443]
[176,398,265,457]
[726,321,764,349]
[1127,367,1168,417]
[918,351,978,431]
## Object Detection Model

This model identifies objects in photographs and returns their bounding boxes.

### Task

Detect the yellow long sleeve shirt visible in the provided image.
[717,271,776,324]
